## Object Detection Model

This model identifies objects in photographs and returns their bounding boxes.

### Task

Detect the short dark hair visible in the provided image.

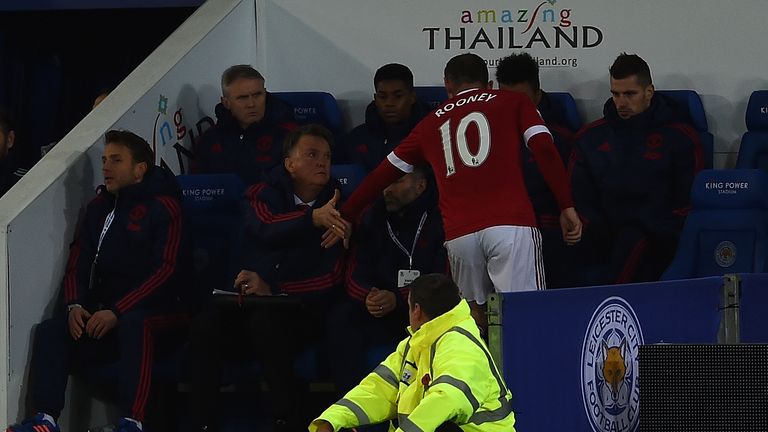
[496,52,540,91]
[374,63,414,90]
[444,53,488,87]
[609,53,652,87]
[105,130,154,168]
[408,274,461,320]
[283,123,334,157]
[221,65,265,96]
[0,108,15,136]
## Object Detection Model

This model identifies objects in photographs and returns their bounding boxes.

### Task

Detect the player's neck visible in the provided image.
[453,82,487,96]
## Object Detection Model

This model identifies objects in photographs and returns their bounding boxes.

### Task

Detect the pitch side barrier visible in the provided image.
[487,274,766,432]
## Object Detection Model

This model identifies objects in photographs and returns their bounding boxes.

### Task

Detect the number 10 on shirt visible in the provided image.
[439,112,491,177]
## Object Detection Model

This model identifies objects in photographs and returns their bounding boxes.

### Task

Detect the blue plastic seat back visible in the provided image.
[736,91,768,170]
[176,173,245,293]
[547,92,582,132]
[330,163,368,200]
[272,91,344,134]
[656,90,713,169]
[662,169,768,280]
[413,86,448,109]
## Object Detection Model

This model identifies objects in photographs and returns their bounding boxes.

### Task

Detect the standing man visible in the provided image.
[335,53,581,328]
[570,53,703,284]
[192,64,297,185]
[7,130,189,432]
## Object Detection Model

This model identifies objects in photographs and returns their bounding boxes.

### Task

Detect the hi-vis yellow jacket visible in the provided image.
[310,300,515,432]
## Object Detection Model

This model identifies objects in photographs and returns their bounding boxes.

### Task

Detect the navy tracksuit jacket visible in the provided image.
[32,166,190,421]
[569,93,703,284]
[192,94,297,185]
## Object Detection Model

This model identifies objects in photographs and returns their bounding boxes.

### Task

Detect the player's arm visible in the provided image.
[518,98,581,243]
[340,126,426,223]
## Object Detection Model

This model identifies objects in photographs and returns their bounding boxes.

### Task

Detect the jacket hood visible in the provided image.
[603,93,692,130]
[408,299,474,349]
[214,92,295,133]
[363,98,432,137]
[98,164,182,202]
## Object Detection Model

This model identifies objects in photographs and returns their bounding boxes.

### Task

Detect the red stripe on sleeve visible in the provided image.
[115,196,182,313]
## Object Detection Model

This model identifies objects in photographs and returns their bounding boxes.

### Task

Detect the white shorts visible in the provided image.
[445,225,545,305]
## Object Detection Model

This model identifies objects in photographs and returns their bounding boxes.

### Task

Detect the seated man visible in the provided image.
[310,274,516,432]
[495,52,576,288]
[570,53,703,284]
[192,64,297,185]
[0,109,31,197]
[188,124,348,432]
[329,166,447,394]
[342,63,431,170]
[8,130,189,432]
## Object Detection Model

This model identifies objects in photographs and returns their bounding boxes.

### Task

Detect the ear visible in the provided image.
[413,302,425,321]
[533,88,543,105]
[221,95,230,110]
[284,156,294,173]
[6,130,14,149]
[134,161,148,181]
[408,89,417,105]
[444,77,455,99]
[646,83,655,99]
[602,341,609,360]
[415,176,427,195]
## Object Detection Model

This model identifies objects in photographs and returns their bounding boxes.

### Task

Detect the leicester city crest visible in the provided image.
[581,297,643,432]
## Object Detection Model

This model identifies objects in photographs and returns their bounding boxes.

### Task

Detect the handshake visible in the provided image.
[311,189,352,248]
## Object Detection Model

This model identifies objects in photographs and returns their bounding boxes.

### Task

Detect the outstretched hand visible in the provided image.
[312,189,348,235]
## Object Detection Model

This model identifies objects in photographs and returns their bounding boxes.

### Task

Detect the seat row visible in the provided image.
[272,87,718,169]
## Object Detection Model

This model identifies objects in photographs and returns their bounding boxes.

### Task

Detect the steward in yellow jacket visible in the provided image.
[310,274,515,432]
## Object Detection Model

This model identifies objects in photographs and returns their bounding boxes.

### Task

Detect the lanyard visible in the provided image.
[89,206,115,292]
[95,208,116,259]
[386,212,428,269]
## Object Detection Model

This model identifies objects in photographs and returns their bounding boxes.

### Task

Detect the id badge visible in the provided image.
[398,269,420,288]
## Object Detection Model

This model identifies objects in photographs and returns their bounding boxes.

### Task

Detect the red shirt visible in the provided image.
[343,88,572,241]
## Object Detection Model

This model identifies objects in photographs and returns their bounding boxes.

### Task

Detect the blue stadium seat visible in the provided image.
[656,90,714,169]
[735,91,768,170]
[413,86,448,108]
[176,173,245,294]
[662,169,768,280]
[272,91,344,134]
[547,92,582,132]
[331,163,367,200]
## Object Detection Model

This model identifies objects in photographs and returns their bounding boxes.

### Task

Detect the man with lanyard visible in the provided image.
[7,130,189,432]
[328,165,447,397]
